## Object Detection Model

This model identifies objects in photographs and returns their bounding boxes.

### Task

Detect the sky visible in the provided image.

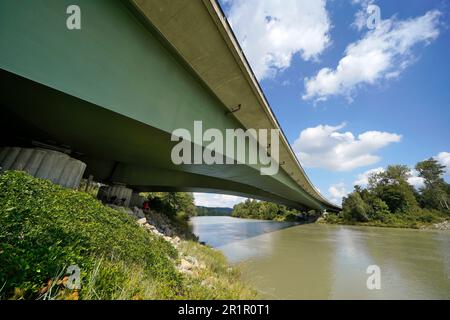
[194,0,450,207]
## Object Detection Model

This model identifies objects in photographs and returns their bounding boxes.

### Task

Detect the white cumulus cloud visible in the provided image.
[224,0,331,80]
[303,10,441,102]
[354,167,385,186]
[354,167,425,189]
[293,123,402,171]
[328,183,349,205]
[436,152,450,176]
[408,169,426,189]
[194,193,246,208]
[408,152,450,186]
[351,0,376,31]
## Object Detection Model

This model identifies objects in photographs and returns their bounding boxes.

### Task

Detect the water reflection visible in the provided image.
[190,216,297,249]
[351,226,450,299]
[236,224,338,299]
[190,217,450,299]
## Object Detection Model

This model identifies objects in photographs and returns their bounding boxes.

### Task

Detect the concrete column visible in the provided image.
[10,148,34,171]
[130,192,145,208]
[0,147,86,189]
[44,151,70,184]
[1,147,21,169]
[101,184,133,207]
[24,149,47,176]
[0,147,9,164]
[57,158,86,189]
[97,185,109,202]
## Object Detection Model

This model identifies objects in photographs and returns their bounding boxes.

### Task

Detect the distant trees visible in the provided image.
[143,192,196,218]
[231,199,301,221]
[141,193,302,222]
[196,206,232,216]
[334,161,449,227]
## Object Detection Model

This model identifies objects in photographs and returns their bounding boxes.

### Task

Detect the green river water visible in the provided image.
[190,216,450,299]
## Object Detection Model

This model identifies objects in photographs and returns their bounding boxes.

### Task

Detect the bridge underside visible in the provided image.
[0,0,339,212]
[1,69,318,211]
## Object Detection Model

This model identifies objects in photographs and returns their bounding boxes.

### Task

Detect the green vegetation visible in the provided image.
[196,206,232,216]
[176,241,256,299]
[325,160,450,229]
[416,159,449,210]
[0,171,256,300]
[140,191,198,239]
[144,192,197,219]
[232,199,306,221]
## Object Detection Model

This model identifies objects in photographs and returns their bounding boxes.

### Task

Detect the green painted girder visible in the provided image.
[0,0,336,211]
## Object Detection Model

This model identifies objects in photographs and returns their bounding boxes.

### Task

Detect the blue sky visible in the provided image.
[194,0,450,207]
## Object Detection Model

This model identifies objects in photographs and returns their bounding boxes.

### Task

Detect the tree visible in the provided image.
[175,192,197,217]
[342,192,369,222]
[354,186,391,221]
[258,201,278,220]
[415,158,449,210]
[366,197,391,221]
[338,161,448,226]
[416,158,446,185]
[231,200,301,221]
[368,165,411,188]
[368,165,418,213]
[144,192,196,218]
[447,183,450,205]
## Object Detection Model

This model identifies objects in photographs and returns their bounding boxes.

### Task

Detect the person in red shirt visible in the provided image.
[143,201,150,214]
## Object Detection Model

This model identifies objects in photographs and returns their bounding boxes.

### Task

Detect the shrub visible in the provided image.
[366,198,391,221]
[324,213,342,224]
[342,192,369,222]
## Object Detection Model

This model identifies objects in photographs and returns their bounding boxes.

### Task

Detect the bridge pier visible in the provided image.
[97,184,133,207]
[0,147,86,189]
[130,192,145,208]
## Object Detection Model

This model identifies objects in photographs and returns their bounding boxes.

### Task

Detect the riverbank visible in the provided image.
[319,214,450,231]
[0,171,256,300]
[190,216,450,299]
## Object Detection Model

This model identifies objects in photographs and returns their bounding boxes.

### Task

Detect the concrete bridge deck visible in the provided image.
[0,0,340,212]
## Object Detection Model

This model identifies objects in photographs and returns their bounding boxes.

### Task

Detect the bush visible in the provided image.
[283,212,298,222]
[409,208,443,223]
[324,213,342,224]
[366,198,391,221]
[144,192,196,219]
[342,192,369,222]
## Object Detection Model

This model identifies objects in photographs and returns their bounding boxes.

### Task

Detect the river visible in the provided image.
[190,216,450,299]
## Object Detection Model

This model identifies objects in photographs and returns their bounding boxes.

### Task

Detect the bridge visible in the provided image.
[0,0,339,212]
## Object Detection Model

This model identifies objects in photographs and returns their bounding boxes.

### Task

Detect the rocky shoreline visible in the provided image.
[107,205,208,275]
[423,220,450,231]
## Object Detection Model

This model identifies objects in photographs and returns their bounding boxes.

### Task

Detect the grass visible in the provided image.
[177,241,257,300]
[0,171,256,300]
